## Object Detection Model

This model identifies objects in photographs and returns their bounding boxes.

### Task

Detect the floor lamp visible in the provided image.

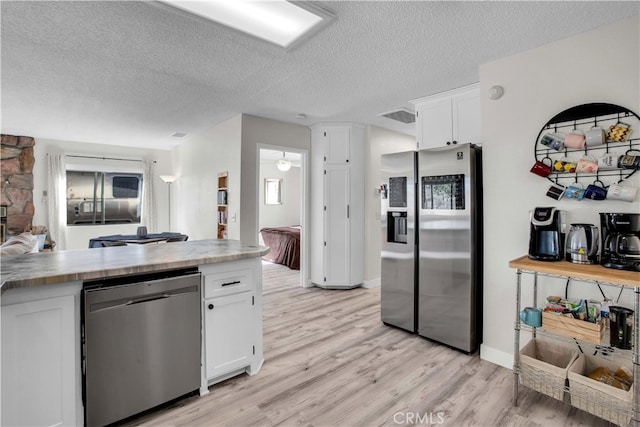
[160,175,177,231]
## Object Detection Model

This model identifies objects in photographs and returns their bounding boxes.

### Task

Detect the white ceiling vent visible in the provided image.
[378,108,415,124]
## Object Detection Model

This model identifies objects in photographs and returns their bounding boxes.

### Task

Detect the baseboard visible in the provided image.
[363,277,380,289]
[480,344,513,370]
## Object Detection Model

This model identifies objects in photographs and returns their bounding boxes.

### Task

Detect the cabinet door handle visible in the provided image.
[221,280,241,287]
[208,303,214,310]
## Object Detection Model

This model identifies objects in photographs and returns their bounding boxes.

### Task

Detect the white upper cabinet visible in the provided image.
[413,83,480,150]
[324,127,351,164]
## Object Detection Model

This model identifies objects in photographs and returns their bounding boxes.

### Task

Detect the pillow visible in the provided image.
[0,232,38,256]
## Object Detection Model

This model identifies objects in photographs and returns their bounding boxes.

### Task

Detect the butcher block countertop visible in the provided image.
[509,255,640,287]
[0,239,269,291]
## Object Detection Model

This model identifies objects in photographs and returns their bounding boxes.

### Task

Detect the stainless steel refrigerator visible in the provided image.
[381,143,482,353]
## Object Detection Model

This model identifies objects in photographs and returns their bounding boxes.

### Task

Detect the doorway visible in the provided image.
[258,146,309,287]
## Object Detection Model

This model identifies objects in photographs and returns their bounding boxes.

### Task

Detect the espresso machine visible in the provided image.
[600,213,640,271]
[529,207,565,261]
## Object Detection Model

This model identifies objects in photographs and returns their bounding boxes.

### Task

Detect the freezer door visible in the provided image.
[381,151,416,332]
[417,144,479,353]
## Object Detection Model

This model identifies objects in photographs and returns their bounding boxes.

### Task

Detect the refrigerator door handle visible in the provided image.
[347,204,350,219]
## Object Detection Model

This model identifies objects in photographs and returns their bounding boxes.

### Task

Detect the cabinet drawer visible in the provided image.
[204,268,252,298]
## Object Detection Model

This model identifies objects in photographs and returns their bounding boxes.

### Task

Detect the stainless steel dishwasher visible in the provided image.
[82,268,201,427]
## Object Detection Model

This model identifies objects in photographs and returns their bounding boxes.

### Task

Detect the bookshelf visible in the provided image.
[217,172,228,239]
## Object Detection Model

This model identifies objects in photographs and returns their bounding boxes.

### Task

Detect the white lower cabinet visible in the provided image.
[1,284,81,427]
[204,291,254,380]
[200,258,263,389]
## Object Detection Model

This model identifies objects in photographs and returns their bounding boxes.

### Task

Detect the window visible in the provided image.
[264,178,282,205]
[66,171,143,225]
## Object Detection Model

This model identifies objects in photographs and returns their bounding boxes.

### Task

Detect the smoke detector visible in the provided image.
[378,108,415,124]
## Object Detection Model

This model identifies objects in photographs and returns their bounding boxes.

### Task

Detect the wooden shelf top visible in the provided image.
[509,255,640,288]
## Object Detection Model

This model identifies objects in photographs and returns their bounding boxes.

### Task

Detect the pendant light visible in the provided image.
[277,152,291,172]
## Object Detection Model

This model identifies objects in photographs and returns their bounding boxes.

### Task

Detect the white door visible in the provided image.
[417,98,452,149]
[452,89,481,145]
[324,127,350,164]
[2,295,78,427]
[324,164,350,286]
[205,292,253,380]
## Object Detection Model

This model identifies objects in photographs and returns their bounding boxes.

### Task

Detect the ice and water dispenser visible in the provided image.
[387,212,408,244]
[386,176,408,244]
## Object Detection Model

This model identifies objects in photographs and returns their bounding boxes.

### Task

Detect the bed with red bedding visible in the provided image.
[259,226,300,270]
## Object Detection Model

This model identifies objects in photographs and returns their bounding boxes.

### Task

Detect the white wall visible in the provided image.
[258,161,301,230]
[175,115,242,241]
[479,16,640,367]
[33,138,172,250]
[240,115,310,245]
[364,126,416,285]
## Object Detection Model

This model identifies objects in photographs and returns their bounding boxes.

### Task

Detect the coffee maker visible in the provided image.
[529,207,565,261]
[600,213,640,271]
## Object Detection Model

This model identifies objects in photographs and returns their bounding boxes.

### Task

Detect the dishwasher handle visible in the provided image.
[127,293,171,306]
[88,284,199,313]
[91,293,171,312]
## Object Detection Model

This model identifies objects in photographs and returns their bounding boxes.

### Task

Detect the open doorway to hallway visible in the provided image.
[258,148,307,287]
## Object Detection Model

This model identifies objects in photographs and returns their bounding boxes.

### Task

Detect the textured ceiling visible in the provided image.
[1,1,638,150]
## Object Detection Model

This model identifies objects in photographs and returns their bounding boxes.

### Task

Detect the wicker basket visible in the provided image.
[519,338,578,401]
[567,353,632,426]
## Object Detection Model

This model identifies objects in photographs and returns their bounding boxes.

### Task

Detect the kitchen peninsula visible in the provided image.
[0,239,268,426]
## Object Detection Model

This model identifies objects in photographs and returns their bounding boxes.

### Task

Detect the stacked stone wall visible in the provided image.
[1,134,35,238]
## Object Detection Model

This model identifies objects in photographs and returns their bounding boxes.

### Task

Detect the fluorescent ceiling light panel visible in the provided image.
[162,0,326,48]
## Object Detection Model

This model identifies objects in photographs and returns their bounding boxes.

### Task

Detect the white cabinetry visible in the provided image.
[200,258,263,391]
[310,123,364,289]
[412,83,480,149]
[1,282,82,427]
[204,292,253,379]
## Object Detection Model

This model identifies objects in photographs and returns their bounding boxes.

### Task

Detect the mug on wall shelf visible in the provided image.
[585,126,606,146]
[564,183,586,200]
[607,181,637,202]
[530,157,553,177]
[584,180,607,201]
[564,130,586,149]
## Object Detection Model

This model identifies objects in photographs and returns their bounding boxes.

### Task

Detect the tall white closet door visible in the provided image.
[324,165,350,287]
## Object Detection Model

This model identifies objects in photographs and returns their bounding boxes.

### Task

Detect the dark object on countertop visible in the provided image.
[166,235,188,242]
[529,207,565,261]
[89,232,188,248]
[101,241,127,247]
[600,213,640,271]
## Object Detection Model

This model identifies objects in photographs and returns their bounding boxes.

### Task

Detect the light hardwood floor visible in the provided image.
[123,262,614,427]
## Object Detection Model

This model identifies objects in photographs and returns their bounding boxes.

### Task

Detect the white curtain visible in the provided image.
[47,153,67,250]
[142,160,156,232]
